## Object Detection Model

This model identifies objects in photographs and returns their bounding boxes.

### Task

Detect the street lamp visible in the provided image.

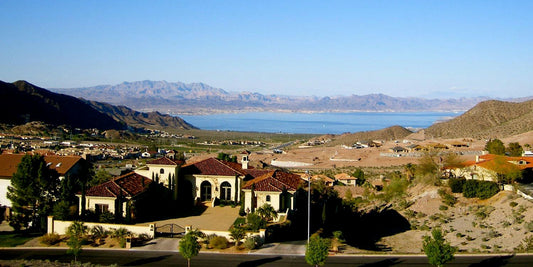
[307,170,310,244]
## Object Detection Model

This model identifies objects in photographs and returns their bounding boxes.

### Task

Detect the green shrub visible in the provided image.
[476,181,499,199]
[509,201,518,207]
[209,235,229,249]
[448,177,465,193]
[99,211,115,223]
[462,180,499,199]
[463,180,478,198]
[243,235,263,250]
[40,233,62,245]
[246,213,267,231]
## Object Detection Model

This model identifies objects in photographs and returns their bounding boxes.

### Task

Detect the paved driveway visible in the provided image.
[146,205,240,231]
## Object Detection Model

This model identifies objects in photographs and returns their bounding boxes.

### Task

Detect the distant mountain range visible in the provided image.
[51,80,518,114]
[0,80,196,130]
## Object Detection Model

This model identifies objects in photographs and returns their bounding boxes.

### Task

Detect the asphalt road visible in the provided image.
[1,248,532,266]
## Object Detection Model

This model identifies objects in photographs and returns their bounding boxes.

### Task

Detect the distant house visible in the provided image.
[390,146,407,153]
[78,172,152,218]
[406,144,424,152]
[311,175,335,186]
[0,154,84,208]
[448,154,533,182]
[242,170,303,213]
[334,173,357,186]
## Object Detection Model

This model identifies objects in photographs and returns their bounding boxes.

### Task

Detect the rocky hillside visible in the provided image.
[87,101,196,130]
[329,125,413,145]
[0,80,196,131]
[0,80,125,130]
[425,99,533,139]
[52,80,495,114]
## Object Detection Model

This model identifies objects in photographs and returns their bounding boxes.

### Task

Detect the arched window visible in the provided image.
[221,182,231,201]
[160,168,165,174]
[266,195,271,202]
[200,181,212,201]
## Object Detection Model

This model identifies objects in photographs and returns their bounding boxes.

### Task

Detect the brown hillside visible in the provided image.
[329,125,413,146]
[425,99,533,139]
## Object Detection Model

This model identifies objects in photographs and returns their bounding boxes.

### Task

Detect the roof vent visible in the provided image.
[55,163,62,168]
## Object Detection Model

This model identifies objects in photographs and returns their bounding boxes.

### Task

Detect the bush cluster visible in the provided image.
[209,235,229,249]
[40,233,62,245]
[450,178,499,199]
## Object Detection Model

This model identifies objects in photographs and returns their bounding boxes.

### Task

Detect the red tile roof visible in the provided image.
[85,172,151,198]
[243,170,303,192]
[183,157,247,176]
[459,154,533,173]
[147,157,184,166]
[0,154,82,177]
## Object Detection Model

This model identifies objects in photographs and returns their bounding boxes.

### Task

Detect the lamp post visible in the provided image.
[307,170,310,244]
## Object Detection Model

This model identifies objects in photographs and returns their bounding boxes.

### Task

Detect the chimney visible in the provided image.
[475,155,480,163]
[242,155,249,169]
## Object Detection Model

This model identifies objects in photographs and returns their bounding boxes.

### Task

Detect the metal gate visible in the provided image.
[155,223,185,238]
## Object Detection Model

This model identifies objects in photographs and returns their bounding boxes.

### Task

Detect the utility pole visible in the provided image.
[307,170,311,244]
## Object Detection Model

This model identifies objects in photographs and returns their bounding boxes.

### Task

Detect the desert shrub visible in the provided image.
[439,205,448,211]
[110,228,130,248]
[209,235,228,249]
[509,201,518,207]
[246,213,267,231]
[448,177,465,193]
[488,230,501,238]
[40,233,62,245]
[526,221,533,232]
[502,221,511,228]
[456,233,464,238]
[404,209,416,218]
[243,235,263,250]
[438,189,457,207]
[515,235,533,252]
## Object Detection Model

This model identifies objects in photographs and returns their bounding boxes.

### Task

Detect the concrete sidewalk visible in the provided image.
[131,237,307,255]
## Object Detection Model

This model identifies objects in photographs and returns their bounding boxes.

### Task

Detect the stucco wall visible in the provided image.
[186,174,240,202]
[48,216,154,238]
[0,178,11,207]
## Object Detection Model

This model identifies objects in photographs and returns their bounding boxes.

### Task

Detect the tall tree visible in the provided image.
[305,234,330,267]
[485,139,505,155]
[7,154,59,231]
[179,231,201,267]
[423,228,456,267]
[507,142,523,157]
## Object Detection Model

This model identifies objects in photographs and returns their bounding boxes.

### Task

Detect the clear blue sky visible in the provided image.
[1,0,532,98]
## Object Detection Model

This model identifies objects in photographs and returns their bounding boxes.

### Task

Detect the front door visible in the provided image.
[200,181,212,201]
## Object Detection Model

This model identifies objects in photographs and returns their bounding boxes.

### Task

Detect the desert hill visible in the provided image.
[425,99,533,139]
[0,80,196,131]
[86,101,196,130]
[329,125,413,146]
[0,80,125,130]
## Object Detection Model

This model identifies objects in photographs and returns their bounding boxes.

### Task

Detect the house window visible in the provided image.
[266,195,271,202]
[221,182,231,201]
[160,168,165,174]
[95,204,109,214]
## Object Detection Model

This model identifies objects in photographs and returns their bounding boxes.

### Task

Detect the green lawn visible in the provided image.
[0,232,38,247]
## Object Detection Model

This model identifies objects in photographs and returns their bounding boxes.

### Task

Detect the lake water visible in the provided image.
[179,112,460,135]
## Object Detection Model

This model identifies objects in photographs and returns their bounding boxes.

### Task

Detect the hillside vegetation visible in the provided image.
[426,100,533,139]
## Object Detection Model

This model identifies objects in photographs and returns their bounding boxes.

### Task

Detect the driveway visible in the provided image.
[146,205,240,231]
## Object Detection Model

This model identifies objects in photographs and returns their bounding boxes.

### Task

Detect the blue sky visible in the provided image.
[1,1,532,98]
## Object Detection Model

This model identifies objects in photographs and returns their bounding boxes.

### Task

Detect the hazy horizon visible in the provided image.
[1,1,532,98]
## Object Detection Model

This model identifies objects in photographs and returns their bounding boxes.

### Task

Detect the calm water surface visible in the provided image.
[180,112,460,134]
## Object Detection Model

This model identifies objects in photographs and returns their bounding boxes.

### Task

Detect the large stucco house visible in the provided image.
[447,154,533,182]
[0,153,84,208]
[82,152,304,216]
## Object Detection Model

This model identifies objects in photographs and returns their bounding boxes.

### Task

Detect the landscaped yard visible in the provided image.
[0,232,39,247]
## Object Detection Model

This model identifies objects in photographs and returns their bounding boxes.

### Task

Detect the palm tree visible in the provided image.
[256,204,278,221]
